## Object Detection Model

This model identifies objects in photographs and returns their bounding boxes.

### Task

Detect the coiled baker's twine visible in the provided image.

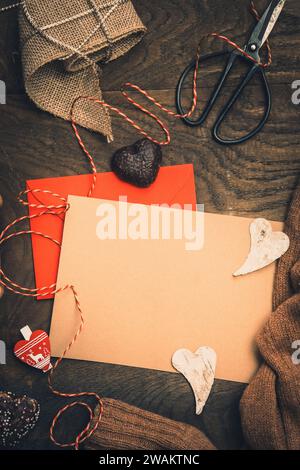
[0,0,271,449]
[70,1,272,151]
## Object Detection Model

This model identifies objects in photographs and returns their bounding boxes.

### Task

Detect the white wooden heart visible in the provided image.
[172,346,217,415]
[233,218,289,277]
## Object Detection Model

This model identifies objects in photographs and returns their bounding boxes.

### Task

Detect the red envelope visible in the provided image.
[27,165,197,300]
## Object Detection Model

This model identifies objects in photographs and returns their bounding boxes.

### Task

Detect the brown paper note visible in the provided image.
[50,196,283,383]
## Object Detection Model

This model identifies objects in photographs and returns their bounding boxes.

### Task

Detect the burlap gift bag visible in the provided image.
[18,0,146,141]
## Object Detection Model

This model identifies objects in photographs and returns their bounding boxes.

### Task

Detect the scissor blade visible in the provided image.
[248,0,285,50]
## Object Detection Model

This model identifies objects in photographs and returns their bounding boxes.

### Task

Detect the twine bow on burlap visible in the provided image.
[17,0,146,141]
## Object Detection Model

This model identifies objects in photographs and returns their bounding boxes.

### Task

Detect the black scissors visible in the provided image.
[176,0,285,145]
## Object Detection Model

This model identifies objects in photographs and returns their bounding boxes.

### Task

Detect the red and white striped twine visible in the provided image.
[71,2,272,152]
[0,188,103,450]
[0,1,271,450]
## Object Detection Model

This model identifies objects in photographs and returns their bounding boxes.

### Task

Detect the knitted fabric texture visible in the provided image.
[18,0,146,141]
[84,398,215,450]
[240,184,300,450]
[84,183,300,451]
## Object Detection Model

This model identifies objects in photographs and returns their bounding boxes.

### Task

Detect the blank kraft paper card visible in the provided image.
[50,195,283,383]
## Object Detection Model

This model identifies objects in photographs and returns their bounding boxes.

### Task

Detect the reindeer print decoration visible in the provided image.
[14,326,52,372]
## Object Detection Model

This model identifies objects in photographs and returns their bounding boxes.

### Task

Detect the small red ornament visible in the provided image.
[14,325,52,373]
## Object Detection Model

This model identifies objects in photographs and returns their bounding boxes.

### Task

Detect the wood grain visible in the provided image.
[1,0,299,93]
[0,0,299,450]
[0,82,299,220]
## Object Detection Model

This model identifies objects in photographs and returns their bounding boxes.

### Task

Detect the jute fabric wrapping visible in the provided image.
[19,0,146,141]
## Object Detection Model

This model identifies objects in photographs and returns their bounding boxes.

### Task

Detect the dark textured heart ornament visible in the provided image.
[0,391,40,447]
[111,138,162,188]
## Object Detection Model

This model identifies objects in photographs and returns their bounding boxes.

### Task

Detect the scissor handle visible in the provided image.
[176,50,271,144]
[176,51,230,127]
[213,60,271,145]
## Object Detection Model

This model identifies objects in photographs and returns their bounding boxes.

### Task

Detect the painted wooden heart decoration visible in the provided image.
[14,329,52,373]
[111,138,162,188]
[172,346,217,415]
[233,218,290,276]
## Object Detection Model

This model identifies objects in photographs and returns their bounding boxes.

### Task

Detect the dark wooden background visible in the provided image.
[0,0,299,450]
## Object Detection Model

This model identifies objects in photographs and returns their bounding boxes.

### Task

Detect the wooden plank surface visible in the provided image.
[0,0,299,450]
